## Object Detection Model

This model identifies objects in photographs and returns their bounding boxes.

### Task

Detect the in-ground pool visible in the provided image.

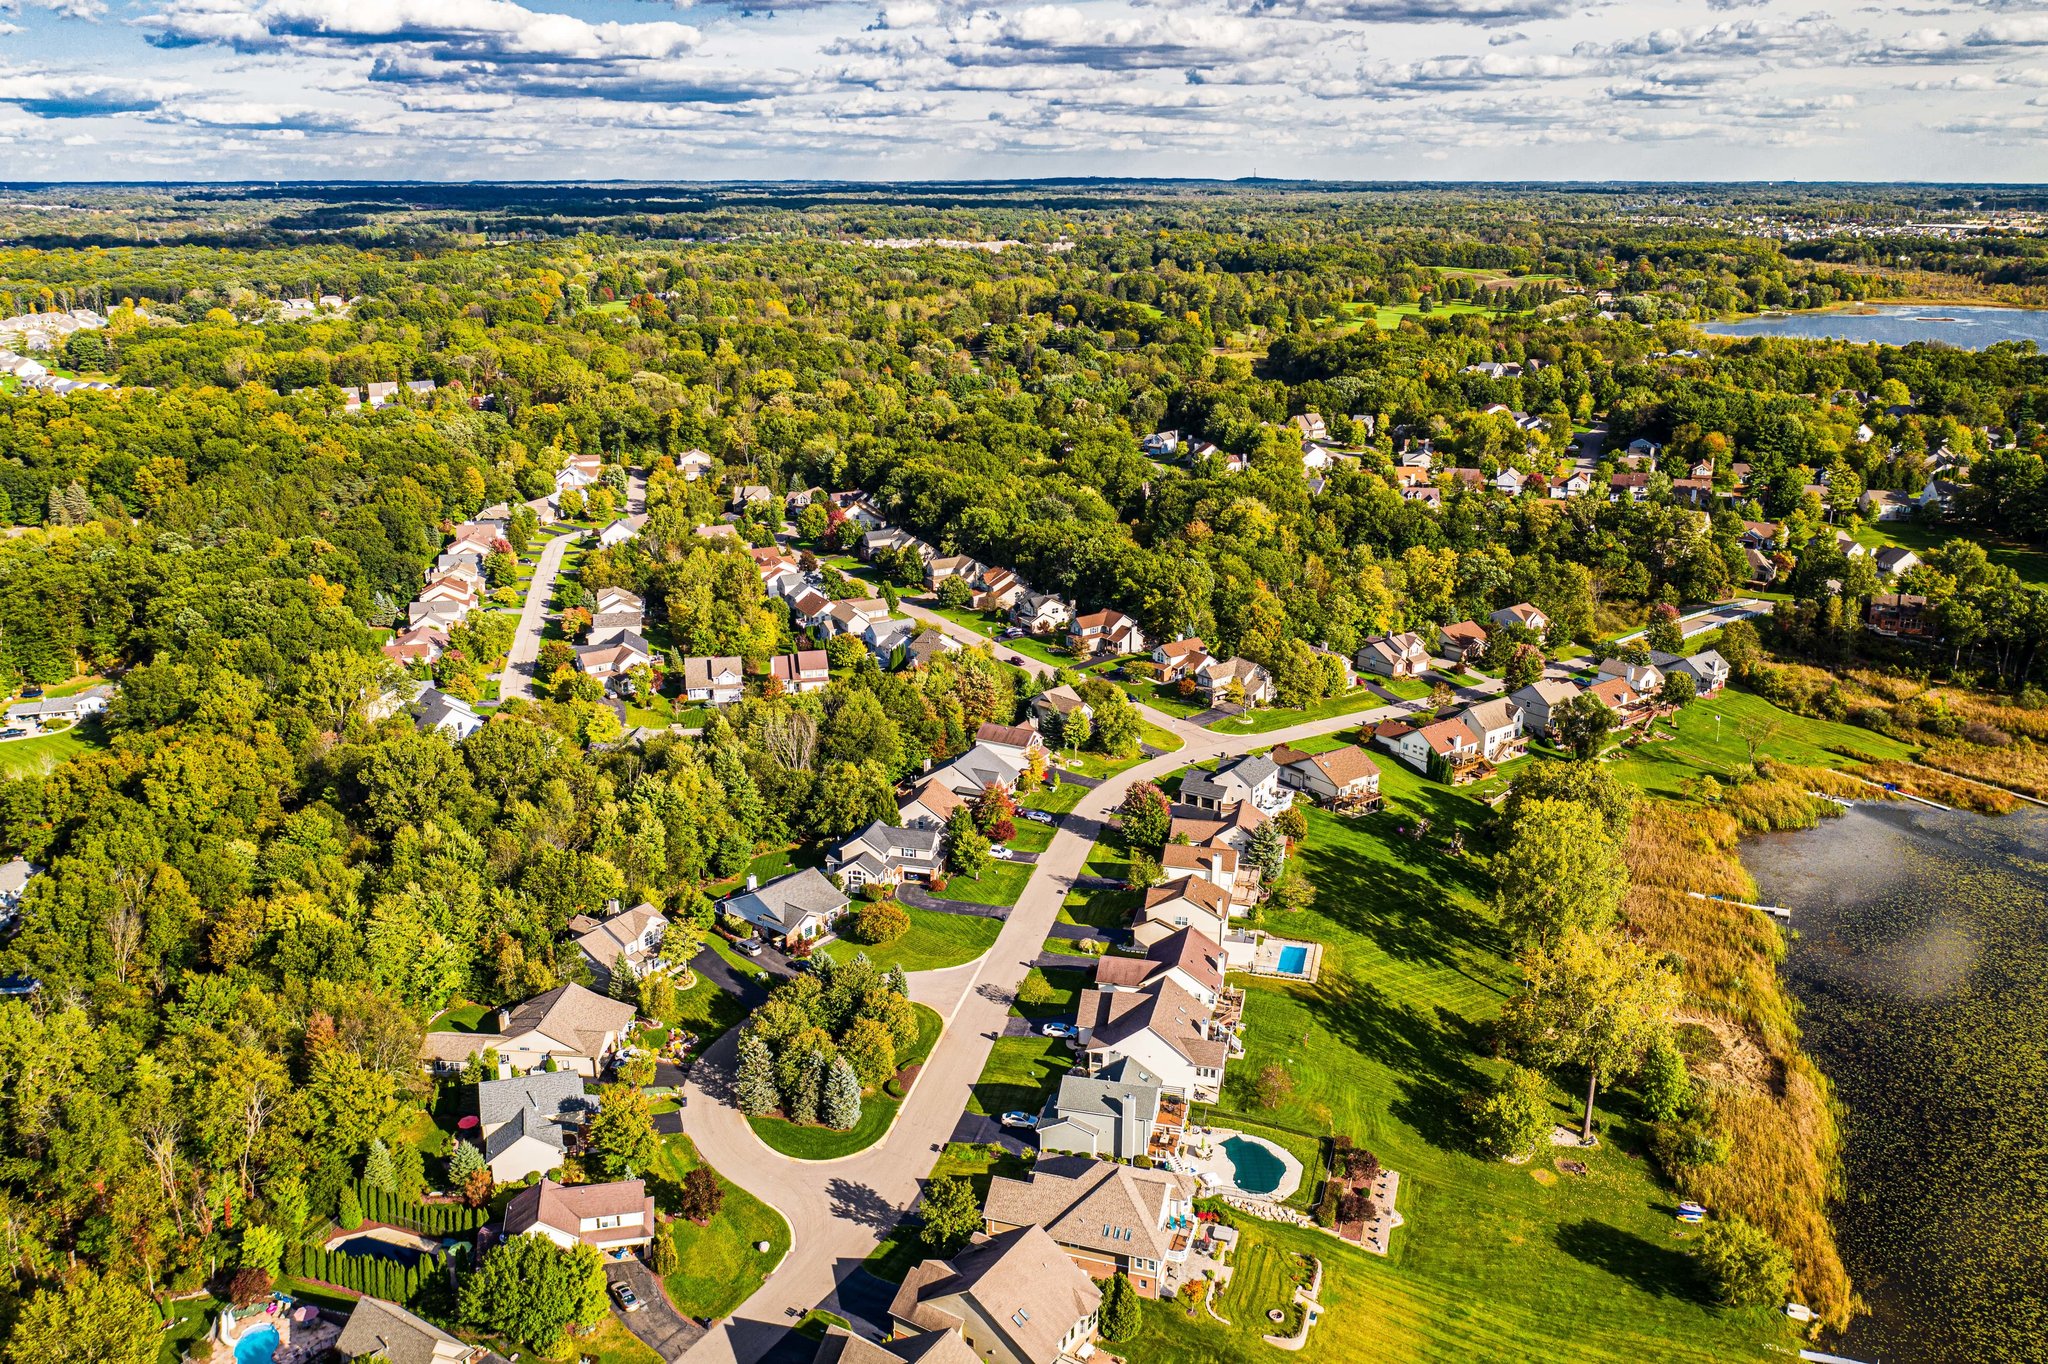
[233,1325,280,1364]
[1222,1136,1288,1195]
[1274,945,1309,975]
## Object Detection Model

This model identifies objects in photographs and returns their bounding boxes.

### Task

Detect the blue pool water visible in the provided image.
[1274,945,1309,975]
[1222,1136,1287,1195]
[233,1325,280,1364]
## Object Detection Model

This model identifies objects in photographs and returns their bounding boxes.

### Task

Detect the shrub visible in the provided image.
[677,1167,724,1224]
[1695,1215,1794,1307]
[850,901,910,945]
[1015,970,1059,1008]
[337,1185,364,1231]
[227,1267,272,1308]
[1470,1065,1553,1160]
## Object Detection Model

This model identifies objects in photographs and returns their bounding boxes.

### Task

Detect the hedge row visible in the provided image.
[355,1182,485,1235]
[292,1245,448,1305]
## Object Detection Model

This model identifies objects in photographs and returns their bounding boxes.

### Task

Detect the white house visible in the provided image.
[682,655,745,705]
[1457,697,1527,762]
[418,983,636,1078]
[722,868,850,948]
[566,902,668,987]
[414,688,483,742]
[596,518,638,548]
[1075,976,1228,1102]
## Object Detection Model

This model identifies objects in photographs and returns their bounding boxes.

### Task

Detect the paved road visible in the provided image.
[676,695,1418,1364]
[497,527,580,701]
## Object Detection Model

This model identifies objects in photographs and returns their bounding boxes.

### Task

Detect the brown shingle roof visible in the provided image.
[503,1177,655,1249]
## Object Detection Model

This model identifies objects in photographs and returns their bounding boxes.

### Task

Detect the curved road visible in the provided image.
[678,689,1420,1363]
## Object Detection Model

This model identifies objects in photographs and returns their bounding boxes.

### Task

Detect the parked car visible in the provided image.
[989,845,1012,860]
[735,937,766,957]
[1039,1022,1078,1039]
[612,1281,643,1312]
[1000,1111,1039,1130]
[1000,627,1024,639]
[1024,810,1054,825]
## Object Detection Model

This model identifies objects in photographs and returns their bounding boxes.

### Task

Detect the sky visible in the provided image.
[1,0,2047,182]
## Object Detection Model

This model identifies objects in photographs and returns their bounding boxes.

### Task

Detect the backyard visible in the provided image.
[0,721,106,777]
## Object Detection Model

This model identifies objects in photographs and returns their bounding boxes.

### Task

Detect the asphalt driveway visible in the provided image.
[608,1257,704,1361]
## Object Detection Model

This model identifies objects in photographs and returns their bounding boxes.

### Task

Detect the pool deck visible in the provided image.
[1229,933,1324,983]
[212,1304,341,1364]
[1176,1127,1305,1202]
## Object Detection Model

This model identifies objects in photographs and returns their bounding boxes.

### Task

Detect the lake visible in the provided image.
[1742,802,2048,1364]
[1701,304,2048,349]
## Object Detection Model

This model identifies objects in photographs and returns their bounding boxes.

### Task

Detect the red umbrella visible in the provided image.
[457,1115,479,1130]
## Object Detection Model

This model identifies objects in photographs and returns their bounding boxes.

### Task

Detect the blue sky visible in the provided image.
[0,0,2046,180]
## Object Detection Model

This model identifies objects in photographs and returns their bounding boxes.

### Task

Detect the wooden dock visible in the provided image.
[1686,890,1791,921]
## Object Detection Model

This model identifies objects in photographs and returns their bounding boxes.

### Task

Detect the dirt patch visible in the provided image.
[1528,1169,1556,1186]
[1673,1008,1782,1097]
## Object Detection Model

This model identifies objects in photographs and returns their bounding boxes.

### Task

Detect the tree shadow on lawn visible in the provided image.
[1554,1218,1710,1304]
[1303,974,1490,1133]
[1298,833,1511,993]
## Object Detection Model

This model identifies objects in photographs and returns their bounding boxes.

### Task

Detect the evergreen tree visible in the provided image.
[363,1138,396,1193]
[822,1056,863,1130]
[392,1141,426,1203]
[788,1049,825,1126]
[337,1185,363,1231]
[61,480,92,525]
[735,1031,780,1116]
[610,951,637,1001]
[885,964,910,998]
[1247,822,1287,880]
[449,1142,485,1184]
[1099,1272,1141,1341]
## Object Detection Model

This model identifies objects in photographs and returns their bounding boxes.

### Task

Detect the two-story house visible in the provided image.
[566,902,668,988]
[1489,602,1550,635]
[768,649,831,693]
[1035,1059,1186,1164]
[984,1157,1199,1300]
[890,1225,1101,1364]
[1151,637,1210,682]
[683,655,746,705]
[1075,976,1229,1102]
[1355,631,1429,680]
[1193,656,1274,707]
[418,983,637,1078]
[504,1177,656,1253]
[827,820,945,891]
[1508,678,1582,738]
[1179,753,1289,816]
[1012,592,1074,635]
[1458,697,1527,763]
[1133,876,1232,950]
[473,1070,591,1183]
[1068,609,1147,660]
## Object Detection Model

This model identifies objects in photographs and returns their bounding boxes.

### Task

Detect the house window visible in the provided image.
[592,1215,622,1229]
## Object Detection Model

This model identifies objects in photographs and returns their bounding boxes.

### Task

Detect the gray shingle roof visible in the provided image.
[475,1069,591,1129]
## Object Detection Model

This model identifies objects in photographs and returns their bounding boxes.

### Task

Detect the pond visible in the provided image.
[1742,802,2048,1364]
[1700,304,2048,350]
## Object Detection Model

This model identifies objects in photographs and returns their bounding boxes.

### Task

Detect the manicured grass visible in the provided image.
[1208,686,1395,735]
[1147,789,1799,1364]
[672,970,751,1043]
[1023,781,1088,814]
[645,1132,791,1320]
[1377,675,1436,701]
[1010,965,1087,1019]
[1600,686,1916,799]
[824,907,1002,972]
[795,1310,851,1341]
[1005,818,1056,854]
[1059,885,1133,932]
[426,1000,494,1033]
[566,1316,663,1364]
[865,1141,1034,1281]
[928,859,1034,908]
[0,723,105,776]
[966,1035,1075,1118]
[1098,673,1211,719]
[157,1295,215,1364]
[747,1005,943,1159]
[1852,517,2048,587]
[705,843,824,900]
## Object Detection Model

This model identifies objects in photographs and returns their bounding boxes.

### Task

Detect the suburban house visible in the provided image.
[1167,801,1269,856]
[984,1156,1199,1301]
[1067,609,1146,659]
[862,526,921,560]
[408,600,469,632]
[1438,620,1488,664]
[1650,649,1730,695]
[722,868,851,947]
[335,1297,490,1364]
[1458,697,1527,763]
[1030,685,1094,730]
[1012,592,1074,635]
[822,598,891,638]
[1508,678,1582,737]
[679,655,745,706]
[574,632,653,683]
[504,1177,657,1253]
[1874,546,1920,577]
[927,554,984,590]
[1272,743,1381,809]
[1035,1058,1185,1164]
[973,567,1025,612]
[900,776,966,831]
[731,484,773,511]
[768,650,831,693]
[1586,675,1647,723]
[1860,489,1915,522]
[1160,842,1259,911]
[832,492,888,530]
[1356,631,1430,679]
[1075,976,1229,1101]
[1746,547,1780,585]
[906,630,963,670]
[1377,715,1482,779]
[414,688,484,742]
[596,586,644,616]
[474,1070,591,1183]
[1868,593,1937,640]
[864,618,919,667]
[418,983,637,1078]
[596,518,638,548]
[1092,927,1226,1009]
[1610,472,1649,503]
[890,1225,1101,1364]
[1194,655,1274,706]
[827,821,944,891]
[790,588,834,630]
[975,721,1046,760]
[1740,521,1782,551]
[1489,602,1550,634]
[1152,637,1210,682]
[1133,877,1232,950]
[383,626,448,667]
[927,741,1029,799]
[813,1327,978,1364]
[676,448,715,480]
[566,902,668,986]
[1597,657,1665,692]
[1179,753,1289,816]
[1289,412,1328,442]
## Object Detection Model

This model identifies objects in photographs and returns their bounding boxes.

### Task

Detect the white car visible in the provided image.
[1039,1022,1078,1039]
[989,845,1012,861]
[1000,1111,1039,1130]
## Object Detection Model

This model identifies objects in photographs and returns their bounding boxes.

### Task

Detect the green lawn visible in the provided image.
[1005,818,1056,855]
[706,844,824,900]
[928,860,1034,908]
[644,1132,791,1320]
[426,1000,494,1033]
[157,1295,215,1364]
[917,601,1075,669]
[966,1035,1075,1119]
[1377,675,1436,701]
[671,970,750,1043]
[1209,686,1395,735]
[1600,686,1915,798]
[824,906,1002,972]
[0,723,106,776]
[1022,781,1088,814]
[865,1141,1033,1282]
[1098,673,1211,719]
[1136,784,1800,1364]
[1010,965,1088,1019]
[1852,517,2048,588]
[747,1004,943,1159]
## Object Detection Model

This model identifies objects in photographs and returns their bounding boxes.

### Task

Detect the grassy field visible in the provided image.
[1135,772,1800,1364]
[644,1132,791,1320]
[1010,965,1088,1019]
[966,1035,1076,1119]
[1600,687,1916,798]
[1207,686,1395,735]
[1851,516,2048,587]
[426,1000,495,1032]
[927,860,1035,908]
[824,906,1002,972]
[0,722,106,776]
[1023,780,1089,814]
[747,1004,943,1159]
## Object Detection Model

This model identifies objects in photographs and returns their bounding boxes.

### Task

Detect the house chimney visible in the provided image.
[746,873,758,892]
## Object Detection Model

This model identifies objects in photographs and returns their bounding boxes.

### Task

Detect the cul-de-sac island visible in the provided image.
[0,182,2043,1364]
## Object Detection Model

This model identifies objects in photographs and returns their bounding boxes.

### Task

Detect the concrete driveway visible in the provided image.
[609,1257,704,1361]
[676,691,1418,1364]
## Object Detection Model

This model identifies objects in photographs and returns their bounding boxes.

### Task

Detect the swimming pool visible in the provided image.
[233,1325,280,1364]
[1274,945,1309,975]
[1222,1136,1287,1195]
